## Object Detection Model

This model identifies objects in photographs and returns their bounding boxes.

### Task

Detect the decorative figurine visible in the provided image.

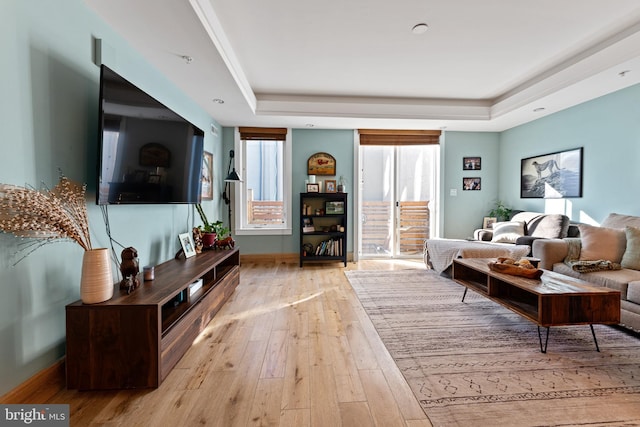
[119,247,140,294]
[214,236,235,250]
[192,227,204,253]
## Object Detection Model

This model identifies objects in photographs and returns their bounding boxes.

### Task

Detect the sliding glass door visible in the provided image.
[358,144,438,258]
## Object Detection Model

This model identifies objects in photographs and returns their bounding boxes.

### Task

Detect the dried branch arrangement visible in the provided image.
[0,174,92,259]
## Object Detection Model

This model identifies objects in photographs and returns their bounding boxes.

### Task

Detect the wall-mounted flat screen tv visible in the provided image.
[96,64,204,205]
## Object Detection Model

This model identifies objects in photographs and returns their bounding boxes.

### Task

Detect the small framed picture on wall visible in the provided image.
[463,177,481,191]
[463,156,481,170]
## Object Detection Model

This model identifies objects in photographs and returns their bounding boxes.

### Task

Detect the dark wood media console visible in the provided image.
[66,248,240,390]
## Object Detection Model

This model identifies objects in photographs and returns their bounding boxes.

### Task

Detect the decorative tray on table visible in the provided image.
[488,257,543,279]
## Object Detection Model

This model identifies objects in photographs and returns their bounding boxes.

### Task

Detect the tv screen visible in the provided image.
[96,65,204,205]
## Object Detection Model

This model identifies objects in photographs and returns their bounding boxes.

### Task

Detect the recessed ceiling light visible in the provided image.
[411,23,429,35]
[533,107,546,113]
[212,98,224,104]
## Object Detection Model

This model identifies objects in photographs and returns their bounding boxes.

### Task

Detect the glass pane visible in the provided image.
[360,146,394,257]
[396,145,435,255]
[245,140,284,225]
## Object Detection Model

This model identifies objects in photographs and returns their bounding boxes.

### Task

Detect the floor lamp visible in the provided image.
[222,149,242,231]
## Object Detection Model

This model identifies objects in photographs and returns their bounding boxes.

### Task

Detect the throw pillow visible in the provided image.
[621,226,640,270]
[578,223,626,263]
[491,221,525,244]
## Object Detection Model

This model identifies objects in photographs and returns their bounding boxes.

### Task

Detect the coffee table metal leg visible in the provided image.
[462,287,468,302]
[590,324,600,352]
[538,326,550,353]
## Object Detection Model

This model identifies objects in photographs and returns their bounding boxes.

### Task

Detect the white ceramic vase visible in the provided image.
[80,248,114,304]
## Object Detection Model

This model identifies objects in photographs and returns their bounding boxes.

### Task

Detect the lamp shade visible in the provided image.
[225,169,242,182]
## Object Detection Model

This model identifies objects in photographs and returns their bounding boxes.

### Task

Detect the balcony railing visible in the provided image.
[362,201,429,256]
[248,200,284,225]
[246,199,429,256]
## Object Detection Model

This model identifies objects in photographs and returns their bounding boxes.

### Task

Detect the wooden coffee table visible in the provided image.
[452,258,621,352]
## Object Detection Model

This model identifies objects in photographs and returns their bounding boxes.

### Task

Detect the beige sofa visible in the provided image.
[474,211,574,250]
[424,211,572,275]
[533,213,640,333]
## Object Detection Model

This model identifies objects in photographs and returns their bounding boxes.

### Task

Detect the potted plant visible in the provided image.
[212,221,229,240]
[489,200,512,222]
[195,203,217,247]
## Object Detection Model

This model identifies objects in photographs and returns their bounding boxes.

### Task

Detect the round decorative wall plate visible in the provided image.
[307,152,336,175]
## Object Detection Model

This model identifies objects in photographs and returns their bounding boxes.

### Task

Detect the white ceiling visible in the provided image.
[85,0,640,132]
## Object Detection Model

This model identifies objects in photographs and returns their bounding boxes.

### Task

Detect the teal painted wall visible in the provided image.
[441,132,500,238]
[499,83,640,224]
[224,127,354,255]
[0,0,223,395]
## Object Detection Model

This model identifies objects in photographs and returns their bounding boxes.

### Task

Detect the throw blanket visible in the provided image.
[563,238,621,273]
[425,239,530,274]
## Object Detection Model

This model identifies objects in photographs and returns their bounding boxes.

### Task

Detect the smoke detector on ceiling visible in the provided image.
[411,23,429,34]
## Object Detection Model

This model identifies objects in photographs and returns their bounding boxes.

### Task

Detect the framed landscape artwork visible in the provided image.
[521,147,583,198]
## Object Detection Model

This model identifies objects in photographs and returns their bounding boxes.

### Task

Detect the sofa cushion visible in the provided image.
[577,223,626,263]
[552,262,640,300]
[621,226,640,270]
[628,281,640,304]
[491,221,525,243]
[526,214,570,239]
[601,212,640,230]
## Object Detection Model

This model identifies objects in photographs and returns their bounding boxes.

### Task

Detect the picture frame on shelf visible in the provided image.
[325,179,337,193]
[302,217,315,233]
[148,174,161,184]
[306,183,320,193]
[482,216,497,229]
[178,232,197,258]
[463,156,481,170]
[463,177,481,190]
[325,200,345,214]
[201,150,213,200]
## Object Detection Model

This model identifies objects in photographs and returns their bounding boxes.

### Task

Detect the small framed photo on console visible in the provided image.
[482,216,497,229]
[179,232,197,258]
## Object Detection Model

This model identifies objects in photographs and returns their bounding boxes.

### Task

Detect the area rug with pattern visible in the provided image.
[345,268,640,427]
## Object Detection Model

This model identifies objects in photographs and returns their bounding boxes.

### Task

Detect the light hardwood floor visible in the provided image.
[50,259,433,426]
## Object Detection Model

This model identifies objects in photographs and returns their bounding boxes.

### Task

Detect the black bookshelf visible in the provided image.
[300,192,347,267]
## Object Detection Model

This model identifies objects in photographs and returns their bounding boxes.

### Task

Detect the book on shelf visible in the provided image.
[313,238,343,256]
